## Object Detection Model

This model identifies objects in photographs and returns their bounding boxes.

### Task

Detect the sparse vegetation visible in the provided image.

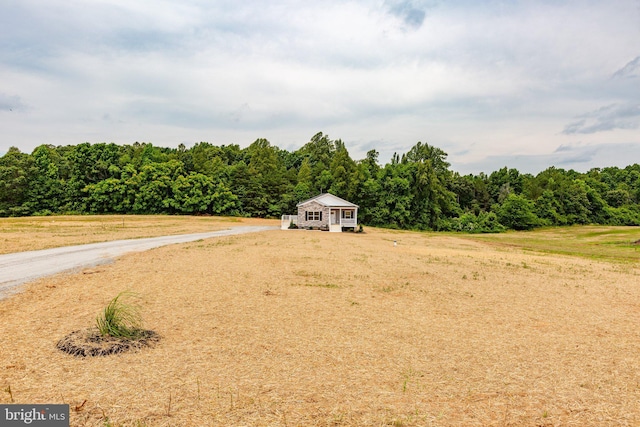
[302,283,340,289]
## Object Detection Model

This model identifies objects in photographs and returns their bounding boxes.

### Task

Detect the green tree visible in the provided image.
[450,173,476,212]
[170,173,239,214]
[286,158,314,213]
[328,140,356,199]
[604,188,631,208]
[535,190,564,225]
[189,142,230,179]
[244,138,291,217]
[560,180,591,225]
[123,160,184,213]
[66,142,124,210]
[0,147,35,216]
[496,193,540,230]
[83,178,130,213]
[488,167,523,203]
[402,142,459,230]
[296,132,335,193]
[25,145,66,214]
[297,158,313,187]
[350,150,381,223]
[472,173,493,212]
[368,162,412,228]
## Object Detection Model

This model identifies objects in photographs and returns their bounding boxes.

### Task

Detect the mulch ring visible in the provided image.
[56,328,160,357]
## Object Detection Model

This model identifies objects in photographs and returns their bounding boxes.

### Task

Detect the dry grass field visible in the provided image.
[0,215,278,254]
[1,218,639,426]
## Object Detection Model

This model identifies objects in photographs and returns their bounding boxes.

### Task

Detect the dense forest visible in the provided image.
[1,132,639,231]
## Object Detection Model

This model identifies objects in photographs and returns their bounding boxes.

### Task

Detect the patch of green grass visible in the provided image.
[96,291,143,338]
[459,226,640,262]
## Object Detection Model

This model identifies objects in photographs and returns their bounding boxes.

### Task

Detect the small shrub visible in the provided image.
[448,211,506,233]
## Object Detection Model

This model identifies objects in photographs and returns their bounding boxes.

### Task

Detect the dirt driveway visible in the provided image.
[0,225,277,299]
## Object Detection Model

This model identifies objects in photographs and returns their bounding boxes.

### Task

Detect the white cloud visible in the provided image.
[1,0,639,174]
[453,142,640,175]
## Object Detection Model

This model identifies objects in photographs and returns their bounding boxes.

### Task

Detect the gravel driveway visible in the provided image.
[0,225,277,299]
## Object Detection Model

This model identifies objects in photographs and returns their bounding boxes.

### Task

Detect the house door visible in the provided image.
[330,212,336,224]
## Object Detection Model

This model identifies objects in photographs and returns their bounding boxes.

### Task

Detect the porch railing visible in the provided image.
[340,218,357,226]
[281,215,298,230]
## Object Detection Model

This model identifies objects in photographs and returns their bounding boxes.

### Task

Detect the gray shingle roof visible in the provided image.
[296,193,359,208]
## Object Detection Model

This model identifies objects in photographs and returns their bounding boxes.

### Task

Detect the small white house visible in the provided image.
[281,193,359,232]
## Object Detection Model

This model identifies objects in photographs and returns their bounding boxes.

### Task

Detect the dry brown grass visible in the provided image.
[0,215,278,254]
[1,224,640,426]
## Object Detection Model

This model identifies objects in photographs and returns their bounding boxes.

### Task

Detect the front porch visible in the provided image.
[329,208,357,232]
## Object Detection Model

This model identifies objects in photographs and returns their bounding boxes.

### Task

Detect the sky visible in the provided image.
[1,0,639,175]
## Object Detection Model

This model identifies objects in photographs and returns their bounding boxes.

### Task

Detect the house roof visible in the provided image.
[296,193,359,208]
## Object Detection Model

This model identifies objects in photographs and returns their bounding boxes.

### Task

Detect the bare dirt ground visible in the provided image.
[1,222,639,426]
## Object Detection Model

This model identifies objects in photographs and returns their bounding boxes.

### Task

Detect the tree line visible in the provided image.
[1,132,639,231]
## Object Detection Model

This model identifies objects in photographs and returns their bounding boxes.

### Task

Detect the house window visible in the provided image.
[342,210,353,219]
[306,211,322,221]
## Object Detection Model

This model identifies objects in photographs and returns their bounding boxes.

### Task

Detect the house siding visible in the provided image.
[297,201,331,229]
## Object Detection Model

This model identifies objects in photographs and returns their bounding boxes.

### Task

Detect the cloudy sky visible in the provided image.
[1,0,639,174]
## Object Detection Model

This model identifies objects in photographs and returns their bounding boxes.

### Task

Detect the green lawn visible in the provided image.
[458,225,640,262]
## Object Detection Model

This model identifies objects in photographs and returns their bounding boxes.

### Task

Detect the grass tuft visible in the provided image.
[96,291,143,339]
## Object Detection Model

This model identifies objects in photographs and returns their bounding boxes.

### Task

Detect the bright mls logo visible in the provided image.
[1,405,69,426]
